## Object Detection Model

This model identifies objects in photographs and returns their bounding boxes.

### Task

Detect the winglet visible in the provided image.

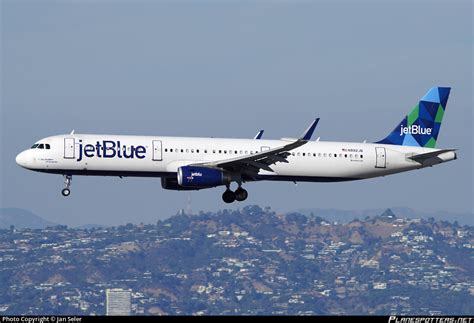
[300,118,320,141]
[254,130,264,140]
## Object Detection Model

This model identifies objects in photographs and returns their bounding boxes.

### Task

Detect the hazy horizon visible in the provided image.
[2,204,473,229]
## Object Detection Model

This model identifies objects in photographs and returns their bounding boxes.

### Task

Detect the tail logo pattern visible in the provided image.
[377,87,450,148]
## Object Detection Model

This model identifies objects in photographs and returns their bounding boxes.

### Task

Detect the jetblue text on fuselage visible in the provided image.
[77,140,146,162]
[399,125,432,136]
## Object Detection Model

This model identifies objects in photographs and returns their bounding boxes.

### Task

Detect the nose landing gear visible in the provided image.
[222,185,248,203]
[61,175,72,197]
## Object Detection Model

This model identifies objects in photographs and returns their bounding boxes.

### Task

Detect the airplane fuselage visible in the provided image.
[15,87,457,203]
[16,134,456,182]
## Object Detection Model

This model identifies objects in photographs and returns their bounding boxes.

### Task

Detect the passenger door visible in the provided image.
[375,147,386,168]
[64,138,75,159]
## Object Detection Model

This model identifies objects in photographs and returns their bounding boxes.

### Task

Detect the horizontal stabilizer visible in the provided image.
[408,149,457,164]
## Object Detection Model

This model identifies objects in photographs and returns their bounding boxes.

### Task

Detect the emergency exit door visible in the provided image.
[152,140,163,161]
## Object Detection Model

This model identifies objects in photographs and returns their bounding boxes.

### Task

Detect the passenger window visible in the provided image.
[219,150,222,154]
[186,149,189,153]
[323,153,327,157]
[318,153,321,157]
[181,149,184,153]
[234,150,237,154]
[245,151,248,154]
[204,150,207,154]
[329,153,332,157]
[345,154,348,158]
[213,150,216,154]
[302,153,306,156]
[361,154,363,158]
[191,149,194,153]
[170,149,173,152]
[38,144,44,149]
[165,148,168,152]
[197,149,200,153]
[313,153,316,157]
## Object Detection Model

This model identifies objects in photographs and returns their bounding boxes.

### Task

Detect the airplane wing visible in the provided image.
[192,119,319,179]
[408,149,457,164]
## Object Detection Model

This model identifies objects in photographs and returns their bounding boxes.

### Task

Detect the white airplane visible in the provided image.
[16,87,457,203]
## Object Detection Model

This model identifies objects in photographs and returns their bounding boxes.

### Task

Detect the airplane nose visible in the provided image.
[16,151,29,168]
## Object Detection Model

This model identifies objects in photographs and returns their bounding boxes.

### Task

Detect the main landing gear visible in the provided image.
[222,185,248,203]
[61,175,72,197]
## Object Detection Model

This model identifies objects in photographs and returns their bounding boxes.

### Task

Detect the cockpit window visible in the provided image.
[31,143,50,149]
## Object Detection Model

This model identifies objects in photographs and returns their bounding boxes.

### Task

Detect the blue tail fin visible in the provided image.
[376,87,451,148]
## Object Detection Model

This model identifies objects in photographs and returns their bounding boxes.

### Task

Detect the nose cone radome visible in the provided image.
[16,151,30,169]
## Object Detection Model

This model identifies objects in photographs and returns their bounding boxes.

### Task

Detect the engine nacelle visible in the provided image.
[161,177,200,191]
[177,166,231,188]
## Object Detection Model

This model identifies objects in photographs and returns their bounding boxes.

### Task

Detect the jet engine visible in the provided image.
[177,166,231,188]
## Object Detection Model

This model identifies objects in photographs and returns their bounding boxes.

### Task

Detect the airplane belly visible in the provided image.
[270,157,372,180]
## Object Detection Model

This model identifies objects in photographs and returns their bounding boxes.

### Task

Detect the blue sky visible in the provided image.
[1,0,472,226]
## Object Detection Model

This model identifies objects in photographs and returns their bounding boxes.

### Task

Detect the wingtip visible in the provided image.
[301,118,320,141]
[254,130,264,140]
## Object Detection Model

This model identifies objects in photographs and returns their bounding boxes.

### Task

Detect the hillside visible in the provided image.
[296,207,474,226]
[0,208,57,229]
[0,206,472,315]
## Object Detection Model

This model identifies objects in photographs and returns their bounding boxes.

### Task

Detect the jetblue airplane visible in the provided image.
[16,87,456,203]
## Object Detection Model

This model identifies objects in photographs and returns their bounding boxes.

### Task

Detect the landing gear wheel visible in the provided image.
[222,190,236,203]
[62,175,72,197]
[234,188,248,202]
[61,188,71,197]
